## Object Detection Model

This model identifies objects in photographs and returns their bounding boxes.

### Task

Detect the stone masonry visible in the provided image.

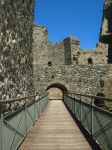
[0,0,35,100]
[99,0,112,63]
[33,0,112,100]
[0,0,112,106]
[33,25,108,67]
[33,65,112,99]
[33,24,65,67]
[33,0,112,67]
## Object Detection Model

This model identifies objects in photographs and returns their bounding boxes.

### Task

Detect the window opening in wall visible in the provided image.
[77,52,80,55]
[48,61,52,66]
[88,58,93,64]
[73,55,78,64]
[73,56,76,61]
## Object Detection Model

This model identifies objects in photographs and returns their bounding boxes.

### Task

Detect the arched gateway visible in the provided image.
[46,83,68,100]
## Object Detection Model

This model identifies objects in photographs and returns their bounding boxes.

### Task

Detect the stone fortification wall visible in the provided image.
[99,0,112,63]
[33,65,112,98]
[33,25,49,67]
[32,0,112,99]
[33,25,65,67]
[33,24,108,67]
[67,37,107,65]
[0,0,34,100]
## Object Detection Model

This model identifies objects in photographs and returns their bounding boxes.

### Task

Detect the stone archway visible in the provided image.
[46,83,68,100]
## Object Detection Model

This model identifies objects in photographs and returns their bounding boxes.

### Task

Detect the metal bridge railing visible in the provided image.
[0,93,49,150]
[64,93,112,150]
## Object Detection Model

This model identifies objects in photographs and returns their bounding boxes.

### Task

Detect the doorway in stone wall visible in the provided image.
[47,88,63,100]
[46,83,68,100]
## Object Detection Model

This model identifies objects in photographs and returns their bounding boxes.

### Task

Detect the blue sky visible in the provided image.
[34,0,104,49]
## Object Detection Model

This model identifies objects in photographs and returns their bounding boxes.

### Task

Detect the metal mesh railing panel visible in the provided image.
[0,94,49,150]
[64,94,112,150]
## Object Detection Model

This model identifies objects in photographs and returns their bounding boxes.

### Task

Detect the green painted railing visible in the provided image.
[0,93,49,150]
[64,93,112,150]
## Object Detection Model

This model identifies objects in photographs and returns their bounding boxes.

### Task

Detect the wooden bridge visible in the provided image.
[19,100,91,150]
[0,93,112,150]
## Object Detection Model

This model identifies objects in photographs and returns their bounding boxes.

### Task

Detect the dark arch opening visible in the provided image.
[48,61,52,66]
[46,83,68,93]
[88,58,93,64]
[73,56,78,64]
[46,83,68,100]
[94,92,105,107]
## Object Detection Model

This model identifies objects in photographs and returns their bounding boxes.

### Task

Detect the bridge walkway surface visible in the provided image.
[19,100,92,150]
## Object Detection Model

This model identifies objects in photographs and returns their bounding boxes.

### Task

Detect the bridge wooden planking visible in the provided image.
[19,100,92,150]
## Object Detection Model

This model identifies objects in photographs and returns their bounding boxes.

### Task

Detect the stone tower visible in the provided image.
[99,0,112,63]
[0,0,35,99]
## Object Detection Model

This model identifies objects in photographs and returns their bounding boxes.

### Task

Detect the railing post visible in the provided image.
[25,100,27,135]
[80,95,82,121]
[0,114,3,150]
[39,100,41,116]
[74,95,76,115]
[34,97,36,120]
[70,98,72,110]
[0,103,3,150]
[91,98,94,136]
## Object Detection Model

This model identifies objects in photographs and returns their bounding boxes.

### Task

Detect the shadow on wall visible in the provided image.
[46,83,68,100]
[94,92,105,107]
